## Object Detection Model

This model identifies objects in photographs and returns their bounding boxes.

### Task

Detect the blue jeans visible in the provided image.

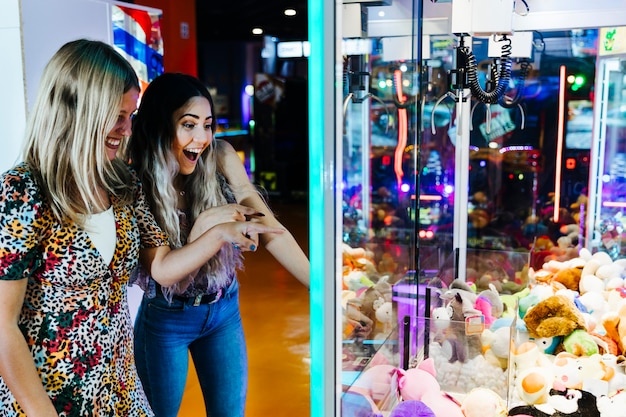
[134,279,247,417]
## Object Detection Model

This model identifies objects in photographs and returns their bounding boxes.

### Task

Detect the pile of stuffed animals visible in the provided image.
[342,240,626,416]
[342,243,396,342]
[504,247,626,417]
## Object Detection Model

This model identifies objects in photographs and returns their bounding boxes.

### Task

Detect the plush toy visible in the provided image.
[389,400,435,417]
[602,303,626,355]
[446,291,481,323]
[378,252,399,274]
[500,287,530,319]
[348,364,397,413]
[474,284,504,326]
[397,358,464,417]
[343,269,375,292]
[432,305,452,329]
[344,297,374,339]
[515,364,555,405]
[341,391,384,417]
[552,352,614,393]
[551,267,583,292]
[523,295,587,339]
[513,342,552,373]
[596,390,626,416]
[599,353,626,396]
[578,291,608,329]
[360,280,393,336]
[508,388,601,417]
[518,285,554,320]
[373,297,393,338]
[460,387,507,417]
[534,336,562,355]
[439,280,480,320]
[440,334,469,363]
[436,288,483,363]
[342,243,377,275]
[591,332,619,356]
[543,231,580,264]
[579,251,618,294]
[481,327,510,369]
[563,329,600,356]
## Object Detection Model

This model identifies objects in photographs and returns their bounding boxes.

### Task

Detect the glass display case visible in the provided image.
[587,27,626,259]
[308,1,626,416]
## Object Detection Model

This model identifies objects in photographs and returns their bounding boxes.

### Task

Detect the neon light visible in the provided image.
[308,0,332,414]
[393,70,407,190]
[603,202,626,208]
[499,145,534,153]
[554,65,566,223]
[419,194,443,201]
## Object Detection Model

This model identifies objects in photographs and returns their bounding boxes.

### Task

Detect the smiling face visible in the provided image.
[172,96,214,175]
[106,88,139,160]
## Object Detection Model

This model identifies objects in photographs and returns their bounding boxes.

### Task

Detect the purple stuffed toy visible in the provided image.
[389,400,435,417]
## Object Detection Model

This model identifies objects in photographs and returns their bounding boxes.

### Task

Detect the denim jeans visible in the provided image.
[134,279,247,417]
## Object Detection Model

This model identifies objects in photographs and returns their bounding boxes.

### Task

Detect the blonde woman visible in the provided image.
[0,40,280,417]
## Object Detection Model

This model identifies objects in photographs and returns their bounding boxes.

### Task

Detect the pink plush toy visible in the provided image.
[349,364,398,412]
[397,358,464,417]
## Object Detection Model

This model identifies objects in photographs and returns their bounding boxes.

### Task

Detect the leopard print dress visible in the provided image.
[0,164,168,416]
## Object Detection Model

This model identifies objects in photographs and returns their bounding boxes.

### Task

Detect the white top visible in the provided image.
[84,206,116,265]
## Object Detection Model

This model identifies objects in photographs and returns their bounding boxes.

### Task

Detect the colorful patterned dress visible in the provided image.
[0,164,168,416]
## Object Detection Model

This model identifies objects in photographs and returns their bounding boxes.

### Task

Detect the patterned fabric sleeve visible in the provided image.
[0,165,43,280]
[130,170,170,249]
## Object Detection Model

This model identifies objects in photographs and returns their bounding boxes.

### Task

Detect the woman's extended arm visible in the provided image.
[0,279,59,417]
[217,140,310,288]
[140,221,284,287]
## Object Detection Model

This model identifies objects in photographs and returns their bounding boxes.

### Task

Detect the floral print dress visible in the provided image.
[0,164,168,416]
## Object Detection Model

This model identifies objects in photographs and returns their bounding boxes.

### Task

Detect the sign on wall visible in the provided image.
[112,4,164,91]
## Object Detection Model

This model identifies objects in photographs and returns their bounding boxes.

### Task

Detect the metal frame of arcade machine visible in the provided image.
[308,0,626,416]
[587,27,626,260]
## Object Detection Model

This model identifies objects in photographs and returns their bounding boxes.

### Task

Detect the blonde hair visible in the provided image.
[23,39,140,225]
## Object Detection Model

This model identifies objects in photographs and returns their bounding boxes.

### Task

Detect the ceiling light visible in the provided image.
[252,27,263,35]
[284,8,296,16]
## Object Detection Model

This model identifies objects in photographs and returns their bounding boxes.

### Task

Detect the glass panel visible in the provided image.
[588,34,626,258]
[339,2,421,414]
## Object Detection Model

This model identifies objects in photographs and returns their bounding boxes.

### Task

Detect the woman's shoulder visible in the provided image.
[1,162,38,192]
[214,138,237,154]
[0,163,45,213]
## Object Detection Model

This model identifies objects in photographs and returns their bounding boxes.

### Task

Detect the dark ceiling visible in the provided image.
[196,0,308,43]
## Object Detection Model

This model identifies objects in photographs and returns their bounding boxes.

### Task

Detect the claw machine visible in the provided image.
[309,1,626,416]
[309,0,449,415]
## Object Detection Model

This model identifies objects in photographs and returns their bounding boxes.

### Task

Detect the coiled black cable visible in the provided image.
[499,58,531,108]
[460,35,512,104]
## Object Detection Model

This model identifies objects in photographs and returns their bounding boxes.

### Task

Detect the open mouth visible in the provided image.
[106,137,121,149]
[183,149,201,162]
